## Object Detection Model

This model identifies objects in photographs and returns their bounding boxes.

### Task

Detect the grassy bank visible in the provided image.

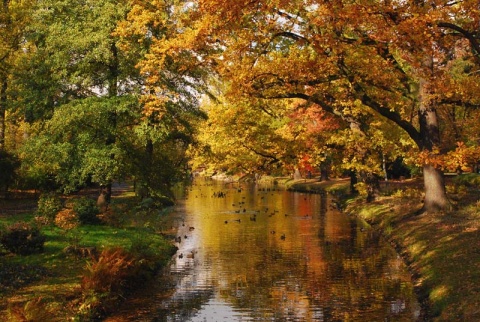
[270,175,480,321]
[0,189,177,321]
[347,199,480,320]
[257,176,351,195]
[342,176,480,321]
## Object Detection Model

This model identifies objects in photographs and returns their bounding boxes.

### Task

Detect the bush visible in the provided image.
[55,208,80,230]
[7,297,52,322]
[0,222,46,255]
[73,197,100,225]
[81,247,134,295]
[79,247,134,318]
[453,173,480,187]
[36,193,63,223]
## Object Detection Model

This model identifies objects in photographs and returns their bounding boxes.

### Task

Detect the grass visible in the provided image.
[4,175,479,320]
[261,176,351,195]
[346,174,480,321]
[0,188,177,321]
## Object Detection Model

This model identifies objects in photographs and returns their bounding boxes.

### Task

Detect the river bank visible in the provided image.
[276,175,480,321]
[2,174,478,321]
[0,186,177,321]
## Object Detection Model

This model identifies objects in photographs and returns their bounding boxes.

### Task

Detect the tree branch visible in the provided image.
[438,22,480,58]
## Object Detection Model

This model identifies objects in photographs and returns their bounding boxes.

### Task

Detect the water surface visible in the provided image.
[108,179,420,321]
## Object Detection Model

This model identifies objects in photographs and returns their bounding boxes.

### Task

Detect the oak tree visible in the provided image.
[143,0,480,212]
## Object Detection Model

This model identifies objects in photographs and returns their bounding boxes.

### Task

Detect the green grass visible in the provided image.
[0,192,177,320]
[347,185,480,321]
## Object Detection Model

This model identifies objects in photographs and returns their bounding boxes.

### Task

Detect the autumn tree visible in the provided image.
[194,93,310,175]
[0,0,34,150]
[116,0,209,191]
[140,0,480,212]
[0,0,205,202]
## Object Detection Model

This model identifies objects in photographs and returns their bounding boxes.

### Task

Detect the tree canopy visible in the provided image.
[132,0,480,211]
[0,0,479,211]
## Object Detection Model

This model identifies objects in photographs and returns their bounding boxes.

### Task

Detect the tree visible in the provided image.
[11,0,138,201]
[142,0,480,212]
[0,0,34,149]
[116,0,209,190]
[20,97,139,193]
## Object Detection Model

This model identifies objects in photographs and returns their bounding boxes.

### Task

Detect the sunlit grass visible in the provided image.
[348,180,480,321]
[0,190,177,320]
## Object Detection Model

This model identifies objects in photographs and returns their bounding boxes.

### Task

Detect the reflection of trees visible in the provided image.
[317,226,417,321]
[179,180,417,321]
[153,288,215,322]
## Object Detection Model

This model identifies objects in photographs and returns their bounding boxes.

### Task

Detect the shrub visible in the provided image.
[55,208,80,230]
[7,297,53,322]
[36,193,63,223]
[81,247,134,296]
[453,173,480,187]
[73,197,100,225]
[127,235,164,283]
[0,222,46,255]
[97,205,124,227]
[80,247,134,317]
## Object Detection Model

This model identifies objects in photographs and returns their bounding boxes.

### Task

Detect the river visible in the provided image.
[106,178,420,321]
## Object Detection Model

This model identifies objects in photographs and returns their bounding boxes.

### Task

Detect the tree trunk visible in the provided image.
[422,164,448,211]
[103,42,119,204]
[320,165,329,181]
[0,80,7,150]
[349,170,358,194]
[418,70,449,212]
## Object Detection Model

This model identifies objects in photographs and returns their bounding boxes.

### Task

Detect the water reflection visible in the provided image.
[108,179,420,321]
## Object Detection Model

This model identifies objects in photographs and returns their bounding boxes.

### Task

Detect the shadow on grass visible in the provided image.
[351,187,480,321]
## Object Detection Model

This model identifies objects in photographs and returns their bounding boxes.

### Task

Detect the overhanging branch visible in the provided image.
[438,22,480,58]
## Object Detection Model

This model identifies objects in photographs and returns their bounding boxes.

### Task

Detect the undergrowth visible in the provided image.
[0,189,177,321]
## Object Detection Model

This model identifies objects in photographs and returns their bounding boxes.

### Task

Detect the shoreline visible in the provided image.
[270,175,480,321]
[211,174,431,318]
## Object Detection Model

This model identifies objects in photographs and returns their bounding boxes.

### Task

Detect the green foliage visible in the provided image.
[453,173,480,187]
[73,197,100,225]
[0,222,46,255]
[21,96,139,193]
[36,193,63,222]
[127,233,173,283]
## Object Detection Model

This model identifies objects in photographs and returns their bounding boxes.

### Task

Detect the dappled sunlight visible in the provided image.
[430,285,449,302]
[350,186,480,321]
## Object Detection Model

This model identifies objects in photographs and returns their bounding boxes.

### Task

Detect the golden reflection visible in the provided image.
[169,180,419,321]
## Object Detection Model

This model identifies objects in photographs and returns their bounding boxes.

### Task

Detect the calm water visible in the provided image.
[107,178,420,321]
